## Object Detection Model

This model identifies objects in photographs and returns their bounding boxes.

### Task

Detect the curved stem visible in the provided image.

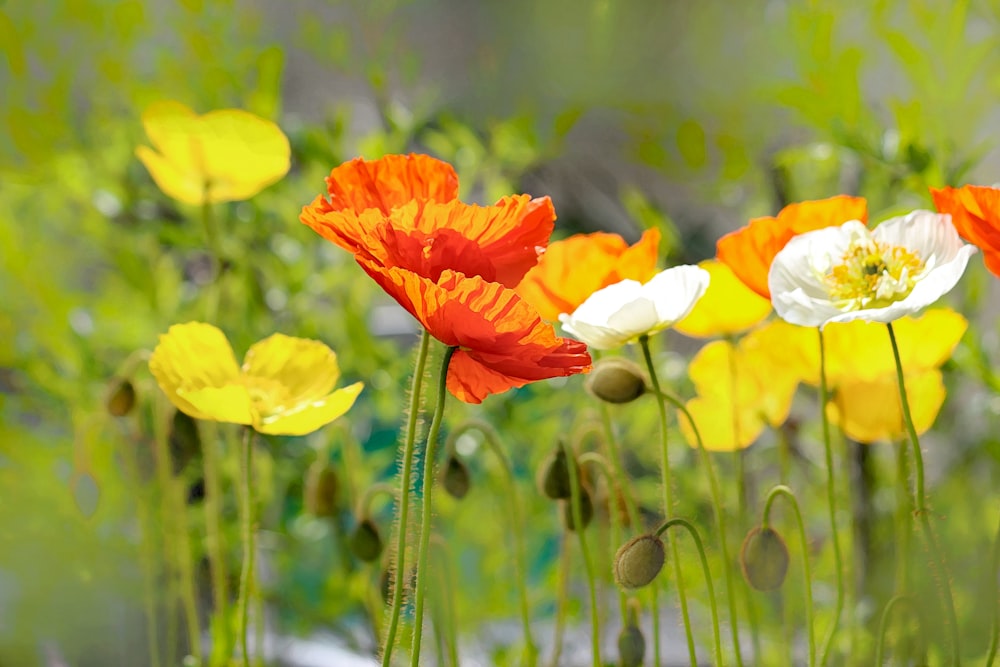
[887,322,960,665]
[875,595,924,666]
[382,329,432,666]
[578,451,627,622]
[564,440,601,667]
[654,517,724,663]
[640,335,697,666]
[761,485,816,667]
[357,482,397,519]
[410,345,456,666]
[657,387,744,666]
[445,420,537,666]
[816,328,845,667]
[236,426,255,667]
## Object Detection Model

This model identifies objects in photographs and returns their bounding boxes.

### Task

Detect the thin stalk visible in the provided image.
[655,517,725,664]
[639,334,697,666]
[578,451,627,622]
[201,420,230,667]
[445,420,537,665]
[548,533,571,667]
[236,427,255,667]
[816,328,845,667]
[874,595,924,666]
[564,440,601,667]
[761,485,816,667]
[986,509,1000,666]
[382,329,432,665]
[893,440,911,597]
[410,345,457,666]
[200,195,223,321]
[887,322,960,664]
[430,536,459,667]
[657,387,744,666]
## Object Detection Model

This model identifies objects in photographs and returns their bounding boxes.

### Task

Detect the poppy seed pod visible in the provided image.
[303,461,339,518]
[614,534,666,590]
[106,377,136,417]
[740,526,790,591]
[349,518,384,563]
[562,487,594,532]
[617,622,646,667]
[539,447,578,500]
[585,357,647,404]
[440,454,471,499]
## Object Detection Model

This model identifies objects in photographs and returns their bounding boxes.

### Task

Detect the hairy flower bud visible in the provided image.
[106,377,136,417]
[740,526,789,591]
[562,487,594,532]
[303,461,339,518]
[349,518,384,563]
[585,357,647,404]
[617,622,646,667]
[440,454,471,499]
[614,534,666,590]
[539,447,579,500]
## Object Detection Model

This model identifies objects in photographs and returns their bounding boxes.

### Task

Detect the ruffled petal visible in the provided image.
[323,153,459,215]
[242,333,341,411]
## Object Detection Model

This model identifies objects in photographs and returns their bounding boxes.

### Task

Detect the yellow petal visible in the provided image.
[675,260,772,338]
[828,370,945,444]
[136,101,207,205]
[681,395,764,451]
[180,385,256,426]
[257,382,364,436]
[149,322,245,422]
[197,109,290,202]
[242,333,341,415]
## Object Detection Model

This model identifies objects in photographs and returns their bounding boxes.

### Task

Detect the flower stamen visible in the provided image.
[825,238,925,311]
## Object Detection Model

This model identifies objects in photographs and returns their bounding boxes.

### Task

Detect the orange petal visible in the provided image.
[324,153,459,215]
[931,184,1000,277]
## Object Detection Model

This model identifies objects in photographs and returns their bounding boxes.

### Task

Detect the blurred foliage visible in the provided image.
[3,1,1000,666]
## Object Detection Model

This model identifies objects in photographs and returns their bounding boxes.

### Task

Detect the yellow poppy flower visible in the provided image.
[828,370,945,444]
[136,101,290,205]
[674,260,772,338]
[149,322,363,436]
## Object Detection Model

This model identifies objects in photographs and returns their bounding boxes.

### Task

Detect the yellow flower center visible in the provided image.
[825,238,925,311]
[243,376,291,418]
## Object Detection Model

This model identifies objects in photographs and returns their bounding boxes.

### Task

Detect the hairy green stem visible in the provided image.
[874,595,924,666]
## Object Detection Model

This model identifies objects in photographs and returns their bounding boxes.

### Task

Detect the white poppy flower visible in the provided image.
[559,265,710,350]
[768,210,976,328]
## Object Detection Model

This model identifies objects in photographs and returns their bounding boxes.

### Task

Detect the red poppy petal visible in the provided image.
[324,153,459,214]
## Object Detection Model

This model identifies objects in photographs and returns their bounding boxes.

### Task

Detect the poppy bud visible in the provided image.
[106,377,136,417]
[585,357,647,404]
[740,526,789,591]
[349,518,383,562]
[562,488,594,532]
[168,410,202,473]
[614,534,666,590]
[304,461,339,518]
[617,623,646,667]
[539,447,578,500]
[439,454,471,499]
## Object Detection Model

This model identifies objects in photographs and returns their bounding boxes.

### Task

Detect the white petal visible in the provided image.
[642,265,711,325]
[873,210,965,265]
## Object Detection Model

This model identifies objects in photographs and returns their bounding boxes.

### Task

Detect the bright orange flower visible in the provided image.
[930,184,1000,277]
[716,195,868,299]
[358,259,592,404]
[515,229,661,320]
[302,154,555,287]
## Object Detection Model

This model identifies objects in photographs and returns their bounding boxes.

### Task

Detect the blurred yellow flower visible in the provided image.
[136,101,290,205]
[149,322,363,436]
[828,370,945,444]
[674,260,772,338]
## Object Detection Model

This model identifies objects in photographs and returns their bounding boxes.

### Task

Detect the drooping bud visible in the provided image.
[349,517,383,562]
[439,454,471,499]
[740,526,789,591]
[303,460,339,518]
[617,623,646,667]
[614,534,666,590]
[585,357,647,404]
[562,487,594,532]
[168,409,201,473]
[539,446,579,500]
[105,377,136,417]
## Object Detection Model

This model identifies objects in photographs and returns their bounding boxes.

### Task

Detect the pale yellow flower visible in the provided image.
[136,101,290,205]
[149,322,362,436]
[674,260,772,338]
[828,370,945,444]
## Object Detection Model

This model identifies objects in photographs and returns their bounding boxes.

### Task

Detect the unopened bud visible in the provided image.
[349,518,383,562]
[562,488,594,532]
[539,447,579,500]
[168,410,201,473]
[740,526,789,591]
[614,534,666,590]
[585,357,647,404]
[617,623,646,667]
[440,455,471,499]
[304,461,339,518]
[106,377,136,417]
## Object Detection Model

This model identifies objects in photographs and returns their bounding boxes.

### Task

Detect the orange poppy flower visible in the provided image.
[302,155,556,287]
[515,229,661,320]
[357,258,592,404]
[716,195,868,299]
[930,184,1000,277]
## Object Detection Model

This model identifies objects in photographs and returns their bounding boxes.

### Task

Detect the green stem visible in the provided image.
[874,595,923,666]
[639,334,697,666]
[382,329,432,666]
[654,517,724,665]
[357,483,398,519]
[200,196,223,322]
[445,420,537,666]
[578,451,627,622]
[410,345,456,666]
[200,420,230,667]
[564,440,601,667]
[887,322,961,665]
[657,387,743,666]
[761,485,816,667]
[816,328,845,667]
[548,533,570,667]
[986,510,1000,666]
[894,440,911,597]
[430,536,458,667]
[236,427,255,667]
